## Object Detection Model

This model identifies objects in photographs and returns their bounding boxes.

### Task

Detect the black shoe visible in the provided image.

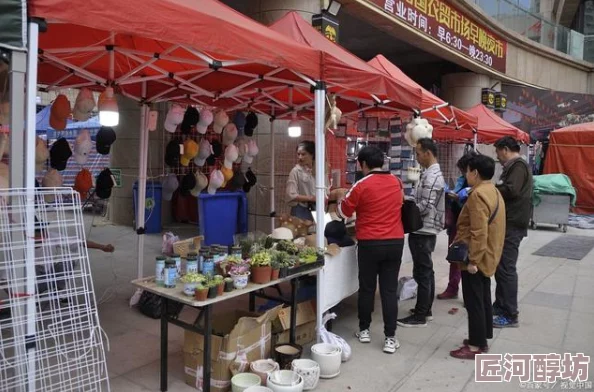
[397,315,428,328]
[409,308,434,321]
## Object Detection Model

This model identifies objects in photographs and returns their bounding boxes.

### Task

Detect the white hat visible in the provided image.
[73,88,96,121]
[73,129,93,165]
[223,144,239,169]
[235,138,248,164]
[190,171,209,197]
[35,136,49,172]
[194,139,213,167]
[162,173,179,201]
[213,110,229,134]
[242,139,259,165]
[164,105,185,133]
[197,108,214,134]
[270,227,294,241]
[42,169,64,203]
[207,169,224,195]
[222,123,238,146]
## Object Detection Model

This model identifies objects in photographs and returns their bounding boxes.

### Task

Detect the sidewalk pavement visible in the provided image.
[87,217,594,392]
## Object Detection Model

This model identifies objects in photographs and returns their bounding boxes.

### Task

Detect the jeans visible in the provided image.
[462,270,493,348]
[357,240,404,337]
[409,233,437,318]
[493,227,525,319]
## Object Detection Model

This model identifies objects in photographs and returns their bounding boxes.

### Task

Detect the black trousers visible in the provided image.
[462,270,493,348]
[493,227,525,319]
[409,233,437,318]
[357,240,404,337]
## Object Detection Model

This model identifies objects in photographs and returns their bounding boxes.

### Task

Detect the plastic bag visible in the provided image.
[397,276,417,301]
[137,291,184,319]
[162,232,179,255]
[319,313,351,362]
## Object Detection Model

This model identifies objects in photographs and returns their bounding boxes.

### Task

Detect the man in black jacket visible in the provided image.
[493,136,533,328]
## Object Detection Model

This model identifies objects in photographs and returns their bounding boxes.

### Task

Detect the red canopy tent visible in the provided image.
[467,104,530,144]
[368,55,478,137]
[544,122,594,214]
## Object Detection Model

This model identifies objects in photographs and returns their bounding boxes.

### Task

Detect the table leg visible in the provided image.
[289,278,298,344]
[249,292,255,312]
[160,298,169,392]
[203,305,212,392]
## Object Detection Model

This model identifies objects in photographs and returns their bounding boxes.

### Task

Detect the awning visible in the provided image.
[0,0,26,51]
[368,55,478,134]
[467,104,530,144]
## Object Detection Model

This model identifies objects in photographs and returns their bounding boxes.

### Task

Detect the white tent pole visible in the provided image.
[25,21,40,392]
[270,107,276,233]
[473,131,478,151]
[314,83,326,342]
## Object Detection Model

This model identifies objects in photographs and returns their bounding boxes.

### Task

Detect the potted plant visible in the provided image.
[194,283,208,301]
[276,240,299,256]
[229,262,251,289]
[180,272,205,296]
[250,251,272,284]
[224,277,234,292]
[214,275,225,296]
[298,246,321,265]
[207,280,218,299]
[270,261,281,281]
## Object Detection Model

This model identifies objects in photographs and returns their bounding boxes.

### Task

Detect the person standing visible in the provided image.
[438,151,477,300]
[337,146,405,354]
[492,136,533,328]
[398,138,445,327]
[286,141,317,221]
[450,154,505,359]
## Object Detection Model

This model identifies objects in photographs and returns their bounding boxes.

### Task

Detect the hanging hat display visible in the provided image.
[96,126,117,155]
[180,139,199,166]
[233,112,247,135]
[42,169,64,203]
[165,139,181,167]
[244,111,258,137]
[73,129,93,165]
[190,171,209,197]
[95,168,115,199]
[221,166,234,186]
[222,123,238,146]
[235,138,248,164]
[194,139,213,167]
[223,144,239,169]
[35,136,49,172]
[180,106,200,134]
[208,170,224,195]
[162,173,179,201]
[242,139,259,165]
[73,88,96,121]
[242,168,257,193]
[50,94,71,131]
[180,172,197,195]
[49,138,72,171]
[164,104,185,133]
[74,168,93,200]
[196,108,214,134]
[213,110,229,134]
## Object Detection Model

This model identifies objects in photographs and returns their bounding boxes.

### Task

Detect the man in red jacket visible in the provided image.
[337,146,405,354]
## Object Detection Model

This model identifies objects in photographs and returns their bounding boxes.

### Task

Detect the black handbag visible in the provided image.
[446,193,500,264]
[402,199,423,234]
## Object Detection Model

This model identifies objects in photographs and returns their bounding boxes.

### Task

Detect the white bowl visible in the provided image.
[250,359,280,385]
[291,359,320,391]
[310,343,341,379]
[245,387,274,392]
[266,370,304,392]
[232,373,261,392]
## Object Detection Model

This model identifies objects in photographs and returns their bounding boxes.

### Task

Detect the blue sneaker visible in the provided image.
[493,315,519,328]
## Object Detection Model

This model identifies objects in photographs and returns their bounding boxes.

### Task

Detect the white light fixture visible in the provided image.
[98,87,119,127]
[288,119,302,138]
[326,0,342,16]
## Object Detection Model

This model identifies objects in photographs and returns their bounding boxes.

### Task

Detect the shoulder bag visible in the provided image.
[396,176,423,233]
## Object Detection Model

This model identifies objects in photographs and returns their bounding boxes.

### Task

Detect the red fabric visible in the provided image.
[467,104,530,144]
[269,13,422,111]
[368,55,478,131]
[337,172,404,240]
[543,123,594,214]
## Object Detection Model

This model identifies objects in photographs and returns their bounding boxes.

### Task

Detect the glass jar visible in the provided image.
[199,249,208,272]
[171,253,182,279]
[155,256,166,287]
[163,259,177,288]
[231,246,242,259]
[186,253,199,274]
[202,253,215,276]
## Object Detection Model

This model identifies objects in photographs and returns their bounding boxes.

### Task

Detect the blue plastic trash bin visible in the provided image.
[198,192,248,246]
[133,181,163,234]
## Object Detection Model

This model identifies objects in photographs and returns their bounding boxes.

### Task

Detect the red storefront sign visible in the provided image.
[369,0,507,73]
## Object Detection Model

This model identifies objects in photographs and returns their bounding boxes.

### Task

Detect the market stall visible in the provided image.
[467,103,531,144]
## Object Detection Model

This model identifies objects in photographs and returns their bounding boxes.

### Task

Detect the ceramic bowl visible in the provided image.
[231,372,261,392]
[291,359,320,391]
[244,387,274,392]
[274,343,302,370]
[250,359,280,385]
[310,343,341,379]
[266,370,304,392]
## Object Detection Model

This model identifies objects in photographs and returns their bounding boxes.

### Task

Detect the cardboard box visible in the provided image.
[271,301,317,347]
[183,306,281,392]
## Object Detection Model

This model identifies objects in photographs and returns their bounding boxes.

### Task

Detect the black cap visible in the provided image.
[206,155,217,166]
[96,127,117,155]
[180,172,196,195]
[242,168,257,193]
[95,168,115,199]
[165,139,181,167]
[244,112,258,137]
[324,220,355,247]
[180,107,200,134]
[230,170,246,190]
[211,140,223,158]
[50,138,72,171]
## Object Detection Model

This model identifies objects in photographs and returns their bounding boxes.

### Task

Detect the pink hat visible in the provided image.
[197,108,214,134]
[213,110,229,134]
[207,169,224,194]
[222,123,238,146]
[243,139,259,164]
[223,144,239,169]
[35,136,49,172]
[164,105,185,133]
[194,139,213,167]
[73,88,96,121]
[73,129,93,165]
